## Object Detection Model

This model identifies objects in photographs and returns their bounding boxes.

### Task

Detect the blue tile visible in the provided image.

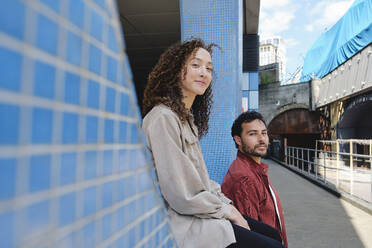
[115,236,126,248]
[27,200,50,235]
[62,112,79,144]
[0,159,16,200]
[64,72,80,105]
[102,213,112,240]
[93,0,106,9]
[130,123,139,144]
[137,197,145,217]
[139,220,145,240]
[120,93,129,116]
[0,0,25,40]
[89,8,103,41]
[29,155,51,192]
[59,192,76,226]
[121,68,128,86]
[68,0,85,29]
[87,80,100,109]
[104,119,114,144]
[125,176,135,198]
[107,25,118,52]
[34,60,56,99]
[60,152,77,185]
[134,149,146,169]
[106,56,118,82]
[85,115,98,143]
[66,31,82,66]
[40,0,60,13]
[102,182,113,209]
[128,227,136,247]
[116,179,125,202]
[32,107,53,144]
[105,87,116,113]
[0,211,13,248]
[103,150,113,175]
[249,72,259,90]
[118,149,128,171]
[88,44,102,75]
[124,54,133,81]
[83,222,96,248]
[137,171,152,193]
[128,201,137,223]
[0,47,22,92]
[0,104,19,145]
[56,233,75,248]
[83,186,96,217]
[84,151,97,180]
[36,14,58,55]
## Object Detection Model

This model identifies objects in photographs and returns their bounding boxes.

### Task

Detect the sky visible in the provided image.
[259,0,354,82]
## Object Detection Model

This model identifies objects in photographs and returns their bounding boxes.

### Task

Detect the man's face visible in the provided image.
[234,119,269,158]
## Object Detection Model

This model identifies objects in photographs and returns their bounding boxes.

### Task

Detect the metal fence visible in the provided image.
[285,140,372,204]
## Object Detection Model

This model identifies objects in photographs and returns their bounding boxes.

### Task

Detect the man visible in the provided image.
[222,111,288,248]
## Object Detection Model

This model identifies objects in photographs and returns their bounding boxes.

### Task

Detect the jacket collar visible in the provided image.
[237,150,269,174]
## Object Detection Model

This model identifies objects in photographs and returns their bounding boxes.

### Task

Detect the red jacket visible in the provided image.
[222,151,288,248]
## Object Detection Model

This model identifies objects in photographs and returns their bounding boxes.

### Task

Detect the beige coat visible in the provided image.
[142,104,235,248]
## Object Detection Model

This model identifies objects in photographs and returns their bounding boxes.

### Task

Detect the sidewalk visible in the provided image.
[265,159,372,248]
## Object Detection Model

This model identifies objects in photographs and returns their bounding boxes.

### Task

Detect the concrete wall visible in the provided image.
[259,81,311,125]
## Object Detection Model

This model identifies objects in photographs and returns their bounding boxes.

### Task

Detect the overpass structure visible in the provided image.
[260,0,372,148]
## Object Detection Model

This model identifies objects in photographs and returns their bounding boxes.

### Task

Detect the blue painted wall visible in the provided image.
[0,0,175,247]
[180,0,244,183]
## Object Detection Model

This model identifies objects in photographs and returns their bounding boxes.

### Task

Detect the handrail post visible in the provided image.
[291,147,293,166]
[296,148,299,168]
[315,141,318,180]
[336,139,339,188]
[370,139,372,202]
[284,138,287,164]
[307,149,310,175]
[301,148,304,171]
[323,148,326,183]
[350,140,353,195]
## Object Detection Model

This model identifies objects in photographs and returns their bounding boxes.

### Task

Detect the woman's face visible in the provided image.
[180,48,213,99]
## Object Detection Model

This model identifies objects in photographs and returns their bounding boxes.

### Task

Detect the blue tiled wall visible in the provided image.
[180,0,243,183]
[0,0,175,247]
[242,72,259,111]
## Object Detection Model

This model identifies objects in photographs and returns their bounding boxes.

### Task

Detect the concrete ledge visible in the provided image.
[270,157,372,216]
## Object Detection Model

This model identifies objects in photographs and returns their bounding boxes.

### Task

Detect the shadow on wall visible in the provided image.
[0,0,175,247]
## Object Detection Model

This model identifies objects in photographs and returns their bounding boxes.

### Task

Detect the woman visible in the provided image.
[142,38,284,248]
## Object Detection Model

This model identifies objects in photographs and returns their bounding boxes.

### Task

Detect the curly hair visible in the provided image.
[142,38,218,138]
[231,111,267,148]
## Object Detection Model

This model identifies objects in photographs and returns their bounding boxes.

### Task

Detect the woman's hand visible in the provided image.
[227,205,251,230]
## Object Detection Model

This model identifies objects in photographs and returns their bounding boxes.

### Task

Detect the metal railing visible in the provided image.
[284,140,372,204]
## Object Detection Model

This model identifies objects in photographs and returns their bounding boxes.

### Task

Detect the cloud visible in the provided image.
[310,0,354,31]
[305,24,314,32]
[285,38,299,47]
[261,0,291,9]
[259,9,295,36]
[259,0,297,37]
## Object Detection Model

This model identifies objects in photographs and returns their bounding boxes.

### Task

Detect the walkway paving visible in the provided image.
[264,159,372,248]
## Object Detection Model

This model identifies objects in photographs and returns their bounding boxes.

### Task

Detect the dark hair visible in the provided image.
[142,38,218,138]
[231,111,267,148]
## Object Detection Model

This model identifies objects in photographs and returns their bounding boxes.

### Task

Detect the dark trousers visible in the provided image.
[227,216,284,248]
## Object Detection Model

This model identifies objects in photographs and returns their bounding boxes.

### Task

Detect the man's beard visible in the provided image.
[241,142,268,158]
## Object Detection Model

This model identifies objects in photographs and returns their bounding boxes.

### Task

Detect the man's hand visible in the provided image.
[227,205,251,230]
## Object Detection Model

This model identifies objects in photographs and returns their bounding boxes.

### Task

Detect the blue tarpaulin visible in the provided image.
[301,0,372,82]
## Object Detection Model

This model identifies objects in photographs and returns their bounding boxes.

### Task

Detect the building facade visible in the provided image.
[259,36,286,82]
